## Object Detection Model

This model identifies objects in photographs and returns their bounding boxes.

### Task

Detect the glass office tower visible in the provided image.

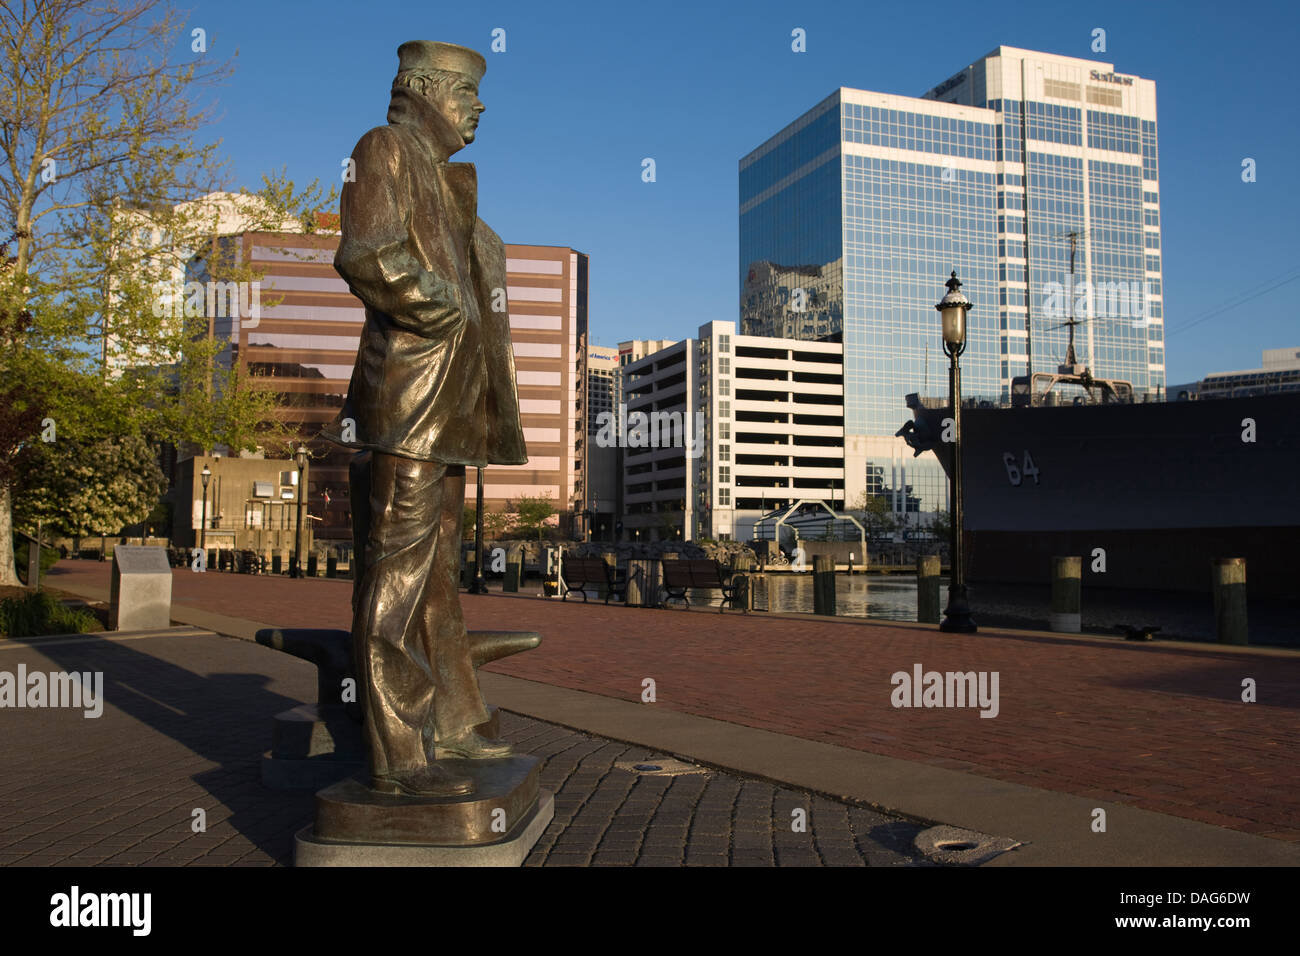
[739,46,1164,524]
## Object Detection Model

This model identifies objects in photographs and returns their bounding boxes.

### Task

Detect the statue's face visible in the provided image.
[431,75,485,144]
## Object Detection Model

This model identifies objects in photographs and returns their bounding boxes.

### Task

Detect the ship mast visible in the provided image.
[1015,230,1135,405]
[1061,230,1081,373]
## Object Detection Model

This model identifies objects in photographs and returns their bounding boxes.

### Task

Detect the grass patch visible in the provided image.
[0,591,100,638]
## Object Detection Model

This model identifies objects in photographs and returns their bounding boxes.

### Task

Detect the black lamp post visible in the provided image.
[468,466,489,594]
[293,444,308,578]
[937,271,977,633]
[199,463,211,557]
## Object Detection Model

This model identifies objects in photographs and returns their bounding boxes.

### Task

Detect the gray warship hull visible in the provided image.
[905,393,1300,599]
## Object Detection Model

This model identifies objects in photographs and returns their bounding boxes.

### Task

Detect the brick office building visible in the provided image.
[197,232,588,542]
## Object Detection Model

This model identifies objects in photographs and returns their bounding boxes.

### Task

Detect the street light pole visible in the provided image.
[200,463,211,559]
[294,444,308,578]
[937,271,977,633]
[469,466,488,594]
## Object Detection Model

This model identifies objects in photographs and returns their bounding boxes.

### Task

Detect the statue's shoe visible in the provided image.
[371,766,474,797]
[433,730,514,760]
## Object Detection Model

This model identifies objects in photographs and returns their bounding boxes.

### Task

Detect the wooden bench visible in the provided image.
[660,558,745,612]
[561,555,627,604]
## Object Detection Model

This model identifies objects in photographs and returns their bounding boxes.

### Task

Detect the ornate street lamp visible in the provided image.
[199,463,212,557]
[293,444,308,578]
[468,466,489,594]
[936,271,977,633]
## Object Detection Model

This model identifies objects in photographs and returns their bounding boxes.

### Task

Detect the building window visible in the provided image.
[719,487,730,505]
[719,421,730,440]
[719,400,730,418]
[719,356,730,374]
[719,466,730,484]
[719,378,730,396]
[719,334,730,353]
[719,444,730,461]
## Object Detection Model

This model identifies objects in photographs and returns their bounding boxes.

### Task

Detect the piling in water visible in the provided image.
[813,554,836,616]
[1050,556,1082,633]
[917,555,941,624]
[1212,558,1248,645]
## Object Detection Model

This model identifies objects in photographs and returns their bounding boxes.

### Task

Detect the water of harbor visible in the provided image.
[679,572,1298,648]
[754,573,946,622]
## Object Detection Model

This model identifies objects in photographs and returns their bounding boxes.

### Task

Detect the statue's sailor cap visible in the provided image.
[396,40,486,83]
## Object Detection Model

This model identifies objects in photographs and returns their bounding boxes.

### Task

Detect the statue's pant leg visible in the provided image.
[351,453,485,777]
[425,466,490,741]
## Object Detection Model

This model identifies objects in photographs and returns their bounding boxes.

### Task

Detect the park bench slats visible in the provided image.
[561,555,627,604]
[660,558,745,613]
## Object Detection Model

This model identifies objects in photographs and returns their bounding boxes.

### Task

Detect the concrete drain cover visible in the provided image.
[914,825,1022,866]
[614,757,710,777]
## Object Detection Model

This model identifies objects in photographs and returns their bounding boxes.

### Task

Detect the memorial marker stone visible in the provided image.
[110,546,172,630]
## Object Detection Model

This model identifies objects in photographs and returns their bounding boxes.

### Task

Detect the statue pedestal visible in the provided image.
[294,755,553,867]
[258,626,550,862]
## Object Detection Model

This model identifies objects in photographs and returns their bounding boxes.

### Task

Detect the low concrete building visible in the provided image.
[170,454,317,561]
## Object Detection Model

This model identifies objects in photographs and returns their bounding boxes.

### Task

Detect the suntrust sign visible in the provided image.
[929,72,966,98]
[1090,69,1134,86]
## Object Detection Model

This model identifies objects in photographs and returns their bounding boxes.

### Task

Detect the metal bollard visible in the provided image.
[326,555,338,578]
[26,536,41,591]
[1212,558,1248,645]
[1050,556,1082,633]
[462,548,477,589]
[503,545,523,593]
[729,573,752,612]
[813,554,836,616]
[599,551,617,600]
[307,553,319,578]
[917,554,940,624]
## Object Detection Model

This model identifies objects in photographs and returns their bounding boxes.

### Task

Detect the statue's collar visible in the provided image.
[386,85,466,164]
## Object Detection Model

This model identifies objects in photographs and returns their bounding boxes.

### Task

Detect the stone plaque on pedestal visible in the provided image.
[110,545,172,630]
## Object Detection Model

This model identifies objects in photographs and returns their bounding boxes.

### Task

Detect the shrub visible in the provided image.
[0,591,100,638]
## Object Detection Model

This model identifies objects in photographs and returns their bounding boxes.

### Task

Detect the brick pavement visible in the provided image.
[43,562,1300,842]
[0,628,930,866]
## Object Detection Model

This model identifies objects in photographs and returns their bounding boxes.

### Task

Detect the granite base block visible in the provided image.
[294,789,554,867]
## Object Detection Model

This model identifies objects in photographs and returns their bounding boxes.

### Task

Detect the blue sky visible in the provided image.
[189,0,1298,383]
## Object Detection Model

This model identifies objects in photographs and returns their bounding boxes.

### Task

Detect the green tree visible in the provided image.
[853,492,896,539]
[513,494,556,541]
[0,1,335,582]
[16,433,166,545]
[484,508,513,541]
[929,509,952,545]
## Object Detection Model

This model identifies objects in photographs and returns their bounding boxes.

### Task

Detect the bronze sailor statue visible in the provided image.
[321,40,532,798]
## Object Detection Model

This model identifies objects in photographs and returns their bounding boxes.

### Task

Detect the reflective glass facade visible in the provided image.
[739,48,1164,521]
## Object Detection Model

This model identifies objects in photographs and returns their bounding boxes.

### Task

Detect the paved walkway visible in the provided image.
[0,627,929,867]
[42,561,1300,854]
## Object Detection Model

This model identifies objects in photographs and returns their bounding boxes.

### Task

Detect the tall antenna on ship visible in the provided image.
[1047,230,1088,374]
